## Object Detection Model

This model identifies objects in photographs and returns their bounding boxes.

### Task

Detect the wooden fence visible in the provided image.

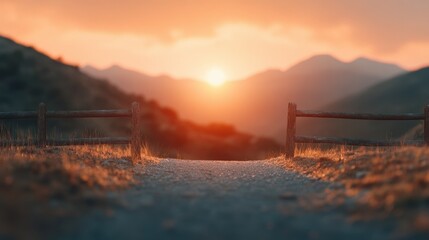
[0,102,142,161]
[285,102,429,158]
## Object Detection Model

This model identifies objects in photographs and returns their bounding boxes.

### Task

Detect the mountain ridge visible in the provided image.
[82,54,406,142]
[299,67,429,140]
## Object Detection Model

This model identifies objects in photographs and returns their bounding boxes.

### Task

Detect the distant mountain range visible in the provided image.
[83,54,406,142]
[0,36,281,159]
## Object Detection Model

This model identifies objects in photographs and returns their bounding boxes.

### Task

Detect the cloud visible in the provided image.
[2,0,429,79]
[3,0,429,52]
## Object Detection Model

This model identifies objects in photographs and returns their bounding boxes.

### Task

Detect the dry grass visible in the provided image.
[272,145,429,234]
[0,144,156,239]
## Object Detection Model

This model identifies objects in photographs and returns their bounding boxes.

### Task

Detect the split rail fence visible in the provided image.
[0,102,142,161]
[285,102,429,158]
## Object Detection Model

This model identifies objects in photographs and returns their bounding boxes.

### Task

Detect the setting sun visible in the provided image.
[205,67,226,86]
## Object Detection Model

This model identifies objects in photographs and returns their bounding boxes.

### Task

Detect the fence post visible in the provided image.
[37,102,47,147]
[131,102,141,162]
[286,102,297,158]
[425,105,429,145]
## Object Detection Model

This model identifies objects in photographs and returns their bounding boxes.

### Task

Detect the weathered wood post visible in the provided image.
[285,102,297,158]
[37,102,47,147]
[424,105,429,145]
[131,102,141,162]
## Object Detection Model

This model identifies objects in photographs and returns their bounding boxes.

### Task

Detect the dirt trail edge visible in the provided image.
[58,159,403,240]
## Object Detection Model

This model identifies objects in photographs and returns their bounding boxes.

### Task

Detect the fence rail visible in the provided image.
[295,136,424,147]
[296,110,425,120]
[0,102,142,162]
[285,103,429,158]
[0,110,132,119]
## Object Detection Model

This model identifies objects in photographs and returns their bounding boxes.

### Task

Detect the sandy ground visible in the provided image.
[50,159,418,240]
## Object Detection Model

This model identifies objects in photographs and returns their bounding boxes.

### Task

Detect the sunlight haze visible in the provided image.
[205,67,227,86]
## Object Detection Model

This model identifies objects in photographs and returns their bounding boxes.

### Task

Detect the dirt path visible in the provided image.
[57,159,404,240]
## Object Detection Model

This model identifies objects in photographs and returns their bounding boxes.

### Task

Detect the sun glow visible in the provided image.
[205,67,226,86]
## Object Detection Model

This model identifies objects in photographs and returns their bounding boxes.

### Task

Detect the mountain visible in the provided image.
[82,64,210,107]
[299,67,429,140]
[82,55,406,142]
[0,36,281,159]
[348,57,407,79]
[285,54,346,73]
[286,55,404,79]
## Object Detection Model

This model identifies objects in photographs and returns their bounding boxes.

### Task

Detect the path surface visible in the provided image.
[60,159,399,240]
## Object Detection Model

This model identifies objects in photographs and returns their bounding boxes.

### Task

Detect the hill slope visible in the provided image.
[83,55,405,142]
[0,36,281,159]
[299,67,429,140]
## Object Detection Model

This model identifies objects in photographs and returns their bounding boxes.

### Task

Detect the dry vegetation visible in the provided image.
[3,141,429,238]
[273,145,429,234]
[0,144,156,239]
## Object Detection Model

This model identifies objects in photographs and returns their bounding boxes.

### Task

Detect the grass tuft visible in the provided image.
[272,145,429,234]
[0,144,155,239]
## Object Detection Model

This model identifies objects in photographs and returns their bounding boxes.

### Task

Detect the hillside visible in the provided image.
[0,36,281,159]
[299,67,429,140]
[83,55,405,142]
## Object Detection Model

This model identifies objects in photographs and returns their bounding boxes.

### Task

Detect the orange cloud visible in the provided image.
[1,0,429,79]
[4,0,429,51]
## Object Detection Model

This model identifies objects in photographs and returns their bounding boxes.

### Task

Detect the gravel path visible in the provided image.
[58,159,399,240]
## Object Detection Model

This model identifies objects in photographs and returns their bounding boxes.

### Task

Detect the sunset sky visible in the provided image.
[2,0,429,81]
